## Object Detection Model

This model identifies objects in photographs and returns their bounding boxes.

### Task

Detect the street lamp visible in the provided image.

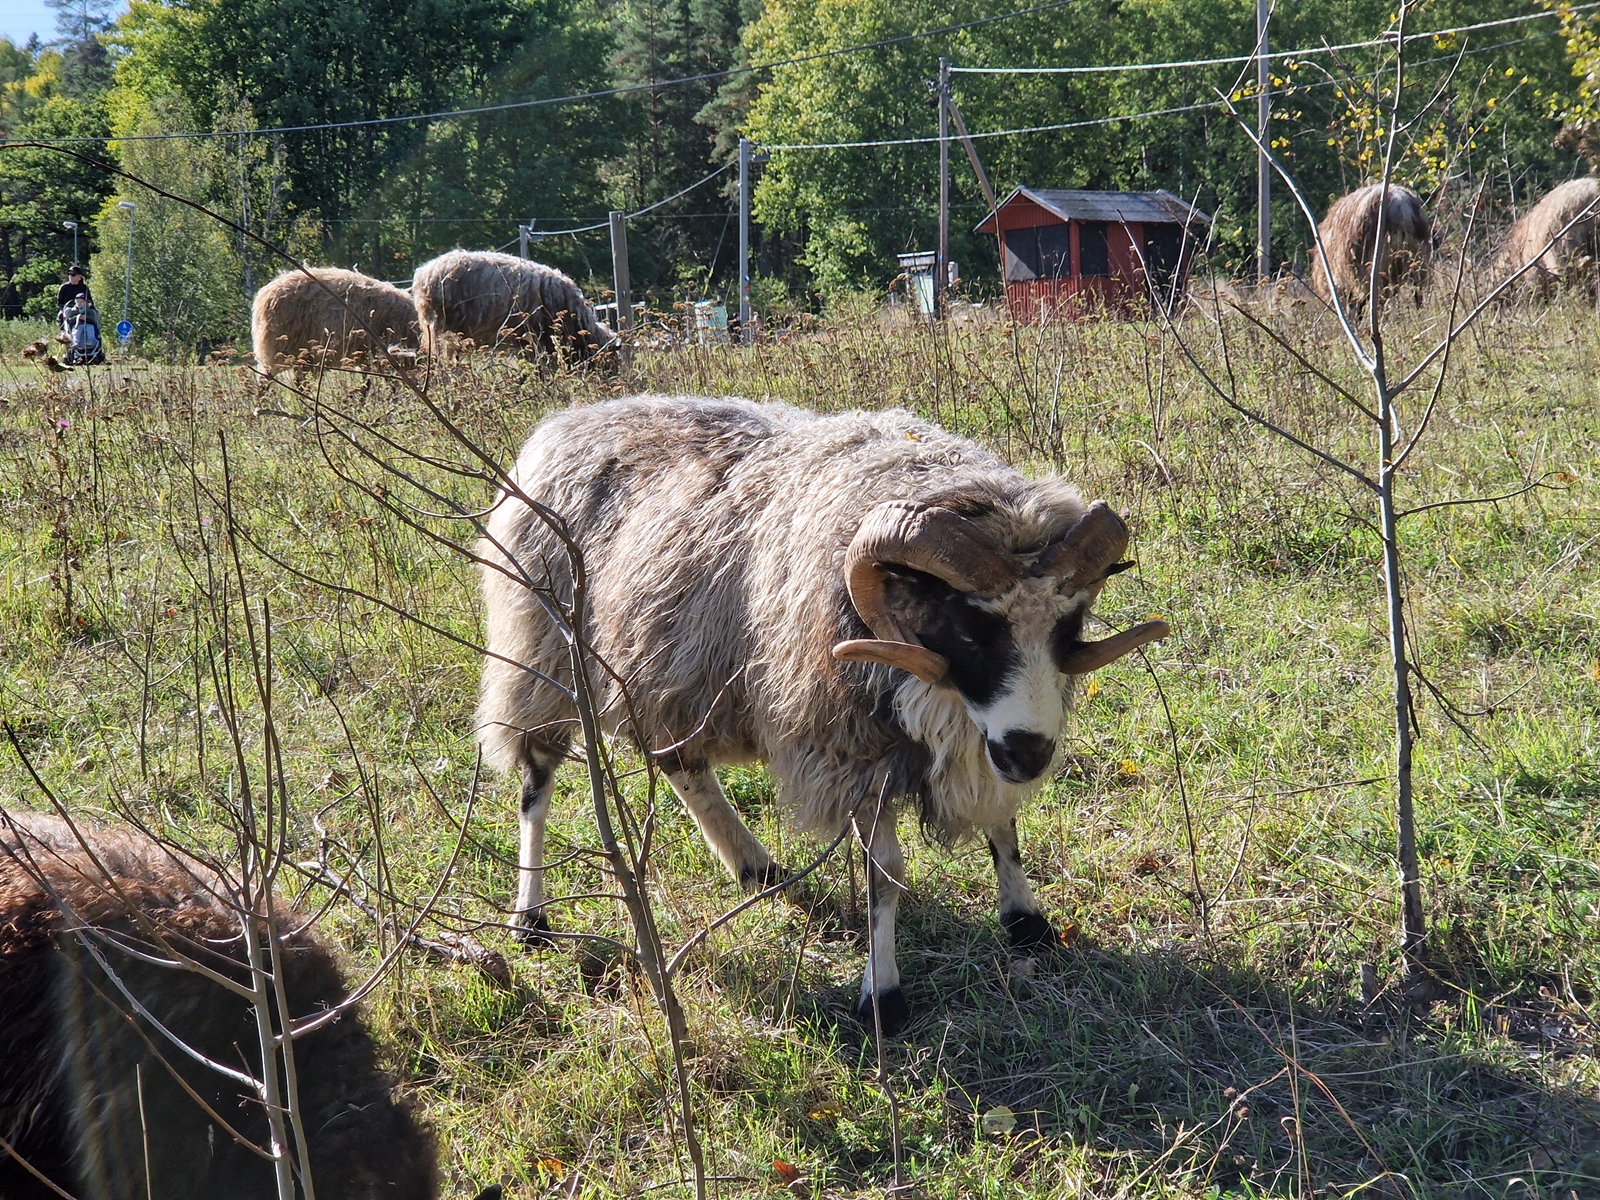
[61,220,77,265]
[117,201,135,338]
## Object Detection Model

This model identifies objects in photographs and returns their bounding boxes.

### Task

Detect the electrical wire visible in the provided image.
[949,5,1595,74]
[763,29,1554,152]
[533,162,735,236]
[15,0,1085,146]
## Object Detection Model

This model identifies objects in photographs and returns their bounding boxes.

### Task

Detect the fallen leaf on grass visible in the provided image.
[806,1106,841,1120]
[980,1105,1016,1136]
[534,1157,566,1180]
[773,1159,801,1184]
[1058,921,1079,947]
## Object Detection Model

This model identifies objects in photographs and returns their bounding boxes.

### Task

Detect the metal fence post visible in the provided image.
[937,56,951,318]
[1257,0,1271,282]
[738,137,751,343]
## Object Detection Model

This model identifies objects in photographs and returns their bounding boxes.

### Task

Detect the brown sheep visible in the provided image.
[251,267,419,376]
[1311,183,1432,311]
[1491,177,1600,300]
[411,250,615,363]
[0,809,479,1200]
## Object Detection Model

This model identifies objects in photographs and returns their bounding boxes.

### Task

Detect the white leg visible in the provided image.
[514,750,561,944]
[986,818,1057,951]
[856,810,909,1035]
[667,768,782,889]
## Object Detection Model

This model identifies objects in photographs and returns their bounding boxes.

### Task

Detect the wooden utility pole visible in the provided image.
[609,210,632,332]
[936,56,951,317]
[1257,0,1271,282]
[738,136,752,342]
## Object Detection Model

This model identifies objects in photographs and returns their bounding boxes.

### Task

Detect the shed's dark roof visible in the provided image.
[974,187,1211,234]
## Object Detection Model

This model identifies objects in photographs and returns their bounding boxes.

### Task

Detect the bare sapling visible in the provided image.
[1149,0,1569,985]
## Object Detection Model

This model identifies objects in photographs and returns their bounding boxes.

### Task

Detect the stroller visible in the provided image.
[59,296,105,366]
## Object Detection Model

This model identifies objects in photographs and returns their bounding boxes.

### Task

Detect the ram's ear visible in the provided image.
[832,638,949,684]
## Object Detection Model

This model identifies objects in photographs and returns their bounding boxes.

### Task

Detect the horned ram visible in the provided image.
[477,395,1167,1034]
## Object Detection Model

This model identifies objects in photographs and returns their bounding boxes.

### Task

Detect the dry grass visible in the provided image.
[1,296,1598,1198]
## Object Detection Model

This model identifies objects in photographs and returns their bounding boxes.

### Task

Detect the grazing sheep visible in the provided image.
[477,395,1167,1035]
[0,809,458,1200]
[251,267,419,375]
[411,250,615,362]
[1491,177,1600,300]
[1311,183,1432,310]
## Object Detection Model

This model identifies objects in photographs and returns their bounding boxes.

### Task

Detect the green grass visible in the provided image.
[2,298,1600,1198]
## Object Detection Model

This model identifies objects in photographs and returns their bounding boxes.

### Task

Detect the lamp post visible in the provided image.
[62,220,78,266]
[117,201,135,332]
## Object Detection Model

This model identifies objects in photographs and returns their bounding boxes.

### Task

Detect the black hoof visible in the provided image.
[856,987,910,1037]
[512,911,554,949]
[739,860,789,892]
[1001,910,1058,952]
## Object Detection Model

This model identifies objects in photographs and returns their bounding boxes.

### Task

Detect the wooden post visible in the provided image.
[738,137,752,343]
[519,224,530,259]
[937,56,951,317]
[1256,0,1271,282]
[946,96,996,214]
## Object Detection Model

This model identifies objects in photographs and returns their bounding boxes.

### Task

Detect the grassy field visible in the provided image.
[2,297,1599,1199]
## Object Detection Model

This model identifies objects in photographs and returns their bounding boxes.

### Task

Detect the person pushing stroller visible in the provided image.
[56,266,104,365]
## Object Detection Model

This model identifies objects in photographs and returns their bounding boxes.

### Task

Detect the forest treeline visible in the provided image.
[0,0,1596,352]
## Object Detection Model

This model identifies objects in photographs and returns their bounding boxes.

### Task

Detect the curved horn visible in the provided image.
[1031,500,1130,593]
[831,638,950,683]
[1057,619,1170,674]
[843,501,1021,642]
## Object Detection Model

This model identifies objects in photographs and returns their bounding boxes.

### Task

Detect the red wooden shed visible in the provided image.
[974,187,1211,323]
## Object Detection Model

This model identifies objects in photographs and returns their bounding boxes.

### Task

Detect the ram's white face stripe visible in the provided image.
[962,578,1076,782]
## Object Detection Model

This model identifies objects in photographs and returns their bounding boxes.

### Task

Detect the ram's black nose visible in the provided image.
[986,730,1056,783]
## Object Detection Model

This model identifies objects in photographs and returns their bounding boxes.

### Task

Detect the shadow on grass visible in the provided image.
[733,894,1600,1199]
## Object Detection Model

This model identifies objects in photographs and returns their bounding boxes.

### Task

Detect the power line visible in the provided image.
[534,163,735,236]
[948,5,1592,74]
[764,28,1555,151]
[16,0,1084,146]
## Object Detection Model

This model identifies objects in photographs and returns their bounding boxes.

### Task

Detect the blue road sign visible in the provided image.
[116,320,132,342]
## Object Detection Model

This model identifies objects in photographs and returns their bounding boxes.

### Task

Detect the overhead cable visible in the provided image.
[949,5,1594,74]
[763,30,1549,151]
[15,0,1083,145]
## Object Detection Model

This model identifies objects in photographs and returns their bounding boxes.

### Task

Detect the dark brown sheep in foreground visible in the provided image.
[251,266,420,376]
[0,810,478,1200]
[1491,177,1600,300]
[1311,182,1432,311]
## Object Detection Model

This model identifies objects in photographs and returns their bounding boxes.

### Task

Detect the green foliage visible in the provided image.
[745,0,1576,294]
[90,95,246,356]
[0,43,116,318]
[607,0,747,292]
[112,0,620,273]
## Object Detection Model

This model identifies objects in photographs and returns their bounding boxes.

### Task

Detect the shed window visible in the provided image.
[1078,223,1109,276]
[1003,224,1071,282]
